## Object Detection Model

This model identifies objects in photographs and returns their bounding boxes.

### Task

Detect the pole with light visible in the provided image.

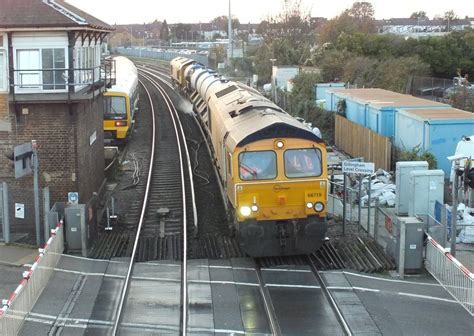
[269,58,277,102]
[447,154,467,256]
[227,0,233,66]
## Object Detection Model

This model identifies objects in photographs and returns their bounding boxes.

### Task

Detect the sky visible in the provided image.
[66,0,474,25]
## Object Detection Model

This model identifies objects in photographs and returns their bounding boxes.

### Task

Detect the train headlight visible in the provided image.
[306,202,313,209]
[313,202,325,212]
[240,206,252,217]
[251,204,259,212]
[115,121,128,127]
[274,140,284,149]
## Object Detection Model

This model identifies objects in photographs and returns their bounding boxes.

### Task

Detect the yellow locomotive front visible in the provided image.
[230,138,328,257]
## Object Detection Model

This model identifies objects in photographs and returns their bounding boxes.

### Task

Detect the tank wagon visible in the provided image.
[103,56,139,144]
[170,57,328,257]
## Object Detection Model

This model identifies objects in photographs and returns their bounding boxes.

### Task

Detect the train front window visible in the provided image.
[285,148,322,178]
[239,151,277,180]
[104,96,126,120]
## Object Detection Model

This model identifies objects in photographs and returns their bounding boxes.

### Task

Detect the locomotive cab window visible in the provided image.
[104,96,127,120]
[239,151,276,180]
[284,148,322,178]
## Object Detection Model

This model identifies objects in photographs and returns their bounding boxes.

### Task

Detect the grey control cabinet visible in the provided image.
[394,217,425,272]
[395,161,428,215]
[408,170,444,218]
[64,204,87,256]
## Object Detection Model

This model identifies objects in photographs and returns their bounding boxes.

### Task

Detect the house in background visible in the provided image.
[0,0,114,243]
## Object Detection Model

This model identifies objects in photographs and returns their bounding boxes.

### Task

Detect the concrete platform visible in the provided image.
[455,243,474,273]
[0,243,38,267]
[0,244,39,304]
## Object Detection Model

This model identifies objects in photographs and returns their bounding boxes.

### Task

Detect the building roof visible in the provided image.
[329,88,450,109]
[378,18,471,26]
[400,107,474,121]
[0,0,113,31]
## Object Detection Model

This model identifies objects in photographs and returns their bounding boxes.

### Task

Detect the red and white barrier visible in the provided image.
[0,221,64,334]
[425,235,474,315]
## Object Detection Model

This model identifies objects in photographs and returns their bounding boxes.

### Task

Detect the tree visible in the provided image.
[374,56,431,92]
[318,2,375,44]
[410,11,428,20]
[318,11,358,44]
[252,0,312,82]
[209,44,226,66]
[348,1,375,20]
[211,15,240,33]
[160,20,169,43]
[444,10,459,32]
[347,1,376,33]
[444,10,459,21]
[170,23,192,42]
[257,0,312,49]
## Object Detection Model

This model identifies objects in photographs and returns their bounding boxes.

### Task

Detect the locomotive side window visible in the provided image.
[104,96,126,120]
[239,151,276,180]
[284,148,322,178]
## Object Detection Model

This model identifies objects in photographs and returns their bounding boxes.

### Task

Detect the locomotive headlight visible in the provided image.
[274,140,284,149]
[251,204,259,212]
[240,206,252,217]
[313,202,325,212]
[306,202,313,209]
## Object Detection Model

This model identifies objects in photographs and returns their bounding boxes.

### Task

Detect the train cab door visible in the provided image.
[221,144,227,186]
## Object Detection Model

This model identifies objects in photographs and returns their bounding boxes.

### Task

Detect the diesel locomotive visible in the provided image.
[170,57,328,257]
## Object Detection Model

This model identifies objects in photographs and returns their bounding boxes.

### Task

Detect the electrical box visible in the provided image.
[395,161,428,215]
[408,170,444,217]
[394,216,425,272]
[64,204,86,254]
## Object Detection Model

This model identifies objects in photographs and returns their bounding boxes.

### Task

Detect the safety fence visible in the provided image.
[0,221,64,335]
[425,234,474,316]
[114,47,209,66]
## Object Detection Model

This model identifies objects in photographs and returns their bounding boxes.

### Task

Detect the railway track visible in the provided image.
[254,256,353,335]
[111,71,194,334]
[91,61,237,261]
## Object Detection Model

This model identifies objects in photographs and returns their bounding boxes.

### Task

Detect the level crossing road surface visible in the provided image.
[3,254,472,335]
[326,270,474,335]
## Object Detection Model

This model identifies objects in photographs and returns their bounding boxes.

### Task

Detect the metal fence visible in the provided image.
[408,75,474,112]
[0,221,64,334]
[114,47,209,66]
[425,234,474,316]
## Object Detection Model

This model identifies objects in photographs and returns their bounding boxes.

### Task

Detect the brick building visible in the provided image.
[0,0,114,242]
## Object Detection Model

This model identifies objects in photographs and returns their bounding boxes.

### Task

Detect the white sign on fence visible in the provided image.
[342,161,375,175]
[15,203,25,219]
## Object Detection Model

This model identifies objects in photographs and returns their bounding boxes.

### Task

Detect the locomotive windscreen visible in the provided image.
[104,96,126,120]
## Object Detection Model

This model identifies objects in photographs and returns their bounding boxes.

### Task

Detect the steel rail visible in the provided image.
[140,67,198,231]
[140,71,194,335]
[254,261,281,335]
[307,256,353,336]
[112,80,156,335]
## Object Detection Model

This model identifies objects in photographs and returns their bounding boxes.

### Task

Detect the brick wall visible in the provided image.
[0,97,105,238]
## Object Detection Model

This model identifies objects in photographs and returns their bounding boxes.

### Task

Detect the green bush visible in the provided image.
[395,144,437,169]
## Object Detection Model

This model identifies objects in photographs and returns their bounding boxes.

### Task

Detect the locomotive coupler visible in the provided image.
[278,222,289,249]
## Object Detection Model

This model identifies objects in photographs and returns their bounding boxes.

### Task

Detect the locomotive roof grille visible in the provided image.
[237,123,323,147]
[215,85,238,98]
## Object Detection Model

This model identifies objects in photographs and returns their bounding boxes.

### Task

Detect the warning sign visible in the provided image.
[15,203,25,219]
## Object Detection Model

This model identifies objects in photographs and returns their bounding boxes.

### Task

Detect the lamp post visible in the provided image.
[128,26,133,48]
[227,0,233,66]
[447,154,468,256]
[269,58,277,102]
